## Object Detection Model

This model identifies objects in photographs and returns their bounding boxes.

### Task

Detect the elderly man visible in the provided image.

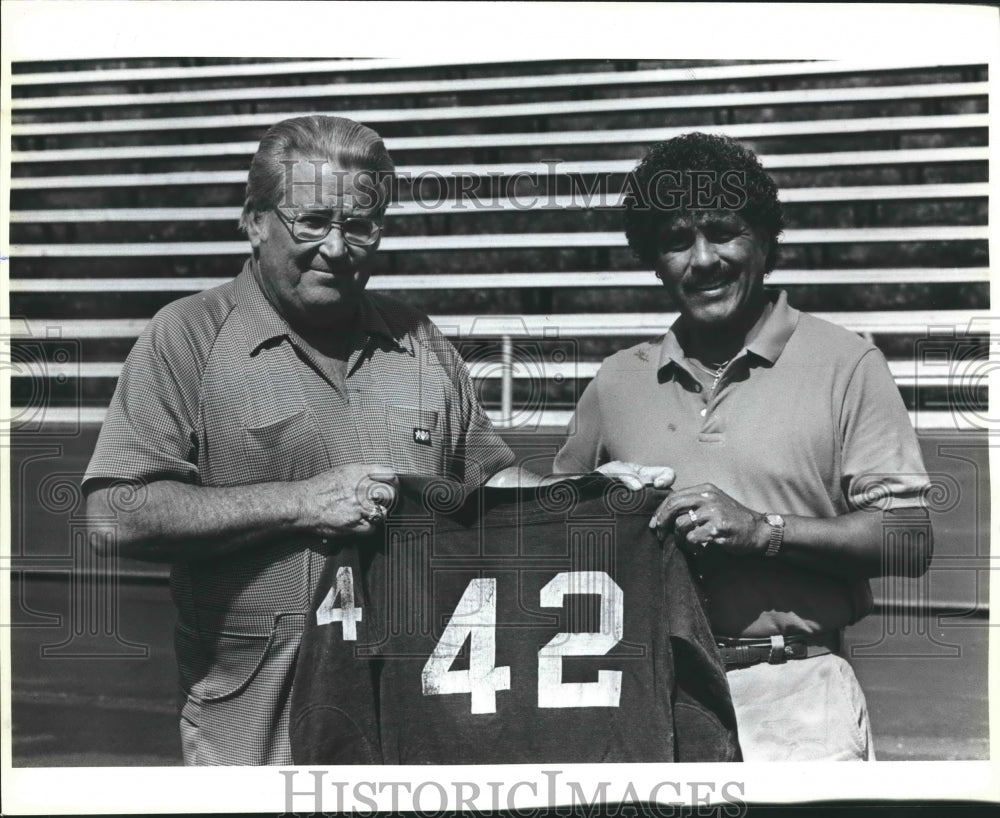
[554,132,933,761]
[83,115,544,765]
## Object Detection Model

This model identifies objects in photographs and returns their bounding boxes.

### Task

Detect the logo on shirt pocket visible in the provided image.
[384,406,444,474]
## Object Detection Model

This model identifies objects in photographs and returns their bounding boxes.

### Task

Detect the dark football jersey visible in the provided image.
[290,474,739,764]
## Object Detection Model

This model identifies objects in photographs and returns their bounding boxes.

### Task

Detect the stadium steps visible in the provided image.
[7,57,989,429]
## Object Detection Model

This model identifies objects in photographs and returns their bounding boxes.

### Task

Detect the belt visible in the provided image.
[716,632,839,669]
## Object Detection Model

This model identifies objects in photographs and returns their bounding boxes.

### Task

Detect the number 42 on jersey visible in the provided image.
[317,568,625,715]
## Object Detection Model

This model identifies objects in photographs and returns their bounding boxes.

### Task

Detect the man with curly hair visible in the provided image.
[554,132,934,761]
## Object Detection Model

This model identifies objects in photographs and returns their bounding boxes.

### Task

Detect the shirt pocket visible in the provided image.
[242,409,329,482]
[383,405,445,475]
[176,614,304,765]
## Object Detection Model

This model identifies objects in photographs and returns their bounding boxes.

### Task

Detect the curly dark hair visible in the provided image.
[623,132,784,272]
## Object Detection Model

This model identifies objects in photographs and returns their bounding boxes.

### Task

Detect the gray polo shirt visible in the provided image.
[555,290,929,638]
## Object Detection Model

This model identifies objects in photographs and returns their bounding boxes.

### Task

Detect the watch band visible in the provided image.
[764,513,785,558]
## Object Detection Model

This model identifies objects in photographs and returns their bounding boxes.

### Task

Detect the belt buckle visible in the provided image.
[786,641,809,660]
[767,635,787,664]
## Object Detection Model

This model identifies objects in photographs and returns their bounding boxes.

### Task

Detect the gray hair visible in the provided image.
[238,115,395,232]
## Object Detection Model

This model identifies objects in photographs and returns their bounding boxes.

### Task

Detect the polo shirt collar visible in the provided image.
[356,294,412,355]
[744,289,799,364]
[657,324,688,372]
[233,259,292,355]
[233,257,408,356]
[657,289,800,374]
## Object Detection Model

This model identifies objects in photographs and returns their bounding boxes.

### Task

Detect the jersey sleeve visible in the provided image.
[290,545,383,765]
[83,305,205,489]
[839,347,930,510]
[553,374,608,473]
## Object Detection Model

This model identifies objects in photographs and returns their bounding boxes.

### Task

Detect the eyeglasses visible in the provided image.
[272,208,382,246]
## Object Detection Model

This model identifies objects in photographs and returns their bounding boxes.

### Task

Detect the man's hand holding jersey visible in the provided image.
[595,461,676,491]
[300,463,399,541]
[649,483,765,555]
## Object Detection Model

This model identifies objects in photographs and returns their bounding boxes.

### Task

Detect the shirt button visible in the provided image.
[700,408,707,417]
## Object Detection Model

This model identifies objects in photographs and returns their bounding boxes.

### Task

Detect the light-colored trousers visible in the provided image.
[726,653,875,761]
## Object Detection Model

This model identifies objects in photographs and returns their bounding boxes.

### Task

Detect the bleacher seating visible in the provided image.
[8,57,989,431]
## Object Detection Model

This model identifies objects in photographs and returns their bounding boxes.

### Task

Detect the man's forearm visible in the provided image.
[657,484,933,579]
[86,464,397,563]
[767,509,933,579]
[86,480,306,562]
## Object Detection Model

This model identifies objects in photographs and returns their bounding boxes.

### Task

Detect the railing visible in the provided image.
[8,308,989,432]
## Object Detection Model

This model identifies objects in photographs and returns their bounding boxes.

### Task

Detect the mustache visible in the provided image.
[684,268,733,290]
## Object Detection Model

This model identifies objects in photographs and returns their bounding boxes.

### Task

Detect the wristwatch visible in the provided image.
[763,513,785,558]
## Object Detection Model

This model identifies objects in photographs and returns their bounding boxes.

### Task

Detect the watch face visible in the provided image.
[766,513,785,526]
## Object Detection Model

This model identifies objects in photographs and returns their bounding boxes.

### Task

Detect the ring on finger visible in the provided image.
[363,502,387,525]
[687,508,698,524]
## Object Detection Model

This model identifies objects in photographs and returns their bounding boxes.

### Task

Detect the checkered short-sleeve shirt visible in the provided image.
[83,259,515,764]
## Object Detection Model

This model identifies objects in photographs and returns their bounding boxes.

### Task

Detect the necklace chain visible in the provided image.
[690,357,732,391]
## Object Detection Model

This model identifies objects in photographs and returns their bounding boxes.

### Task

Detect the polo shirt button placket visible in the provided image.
[701,360,733,424]
[692,379,710,420]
